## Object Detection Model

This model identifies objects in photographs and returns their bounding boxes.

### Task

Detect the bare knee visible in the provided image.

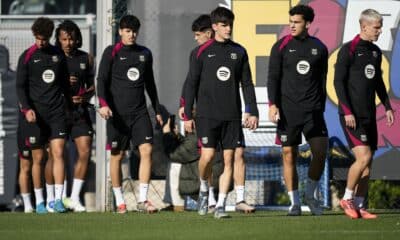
[282,147,297,165]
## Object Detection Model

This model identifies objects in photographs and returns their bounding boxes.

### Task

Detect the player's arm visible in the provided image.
[321,46,329,111]
[178,50,196,120]
[144,50,162,126]
[240,50,258,130]
[375,52,394,126]
[334,45,356,128]
[96,46,113,119]
[183,48,202,132]
[16,52,35,122]
[267,42,282,123]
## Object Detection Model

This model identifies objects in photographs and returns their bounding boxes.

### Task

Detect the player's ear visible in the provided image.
[305,21,311,30]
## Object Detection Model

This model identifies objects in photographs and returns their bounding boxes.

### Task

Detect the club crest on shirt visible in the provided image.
[364,64,375,79]
[216,66,231,81]
[52,55,59,62]
[296,60,310,75]
[80,63,86,70]
[311,48,318,55]
[281,135,288,142]
[372,51,378,58]
[23,150,30,157]
[127,67,140,81]
[42,69,55,83]
[360,134,368,142]
[139,55,145,62]
[230,53,237,60]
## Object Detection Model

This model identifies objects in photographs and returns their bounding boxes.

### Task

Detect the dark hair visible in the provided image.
[192,14,212,32]
[55,20,83,49]
[31,17,54,39]
[119,15,141,32]
[289,4,315,23]
[210,7,234,25]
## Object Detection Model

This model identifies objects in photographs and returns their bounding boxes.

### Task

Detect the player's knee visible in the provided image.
[20,161,31,174]
[282,148,296,162]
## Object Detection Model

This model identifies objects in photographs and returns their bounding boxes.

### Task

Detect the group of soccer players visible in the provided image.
[16,4,394,220]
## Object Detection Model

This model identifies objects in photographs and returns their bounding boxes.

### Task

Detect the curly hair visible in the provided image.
[55,20,83,49]
[289,4,315,23]
[31,17,54,39]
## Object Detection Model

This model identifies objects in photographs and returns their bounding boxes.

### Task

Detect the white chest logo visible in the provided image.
[296,60,310,75]
[42,69,55,83]
[127,67,140,81]
[216,66,231,81]
[364,64,375,79]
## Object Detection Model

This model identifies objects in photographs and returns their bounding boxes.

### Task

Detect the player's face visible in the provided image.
[289,14,310,37]
[58,30,75,55]
[361,19,382,42]
[119,28,137,45]
[212,22,232,42]
[193,30,212,45]
[34,35,49,49]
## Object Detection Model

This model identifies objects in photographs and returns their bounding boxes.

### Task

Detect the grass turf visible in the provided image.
[0,210,399,240]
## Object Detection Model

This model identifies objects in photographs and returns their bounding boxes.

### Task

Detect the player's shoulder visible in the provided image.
[273,34,293,52]
[135,44,152,56]
[229,40,247,55]
[194,39,215,58]
[309,36,328,50]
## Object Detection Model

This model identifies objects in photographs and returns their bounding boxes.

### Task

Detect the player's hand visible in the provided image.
[162,118,171,133]
[98,106,113,120]
[344,114,356,129]
[69,75,78,85]
[268,104,280,123]
[25,109,36,123]
[72,96,83,104]
[178,107,185,120]
[247,116,259,130]
[184,119,194,133]
[156,114,163,127]
[386,110,394,127]
[242,112,250,127]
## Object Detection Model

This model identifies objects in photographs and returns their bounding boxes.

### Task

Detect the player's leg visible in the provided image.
[44,150,55,212]
[233,147,255,213]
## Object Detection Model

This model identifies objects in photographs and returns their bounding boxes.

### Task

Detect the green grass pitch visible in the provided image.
[0,210,399,240]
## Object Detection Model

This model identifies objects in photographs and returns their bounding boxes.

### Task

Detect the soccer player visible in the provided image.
[334,9,394,219]
[54,20,95,212]
[180,14,255,213]
[184,7,258,219]
[267,4,328,216]
[16,17,70,213]
[97,15,163,214]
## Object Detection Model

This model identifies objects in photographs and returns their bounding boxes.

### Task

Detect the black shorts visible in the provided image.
[33,109,67,147]
[340,115,377,151]
[17,115,34,159]
[106,113,153,153]
[196,117,244,149]
[276,110,328,146]
[67,106,93,139]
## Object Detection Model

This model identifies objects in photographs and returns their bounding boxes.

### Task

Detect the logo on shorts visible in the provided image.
[280,135,288,142]
[360,134,368,142]
[59,132,66,136]
[145,136,152,140]
[364,64,375,79]
[80,63,86,70]
[29,137,36,144]
[42,69,55,83]
[88,130,93,135]
[311,48,318,55]
[202,137,208,144]
[296,60,310,75]
[127,67,140,81]
[112,141,118,148]
[139,55,145,62]
[23,150,30,157]
[216,66,231,81]
[230,53,237,60]
[52,55,59,62]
